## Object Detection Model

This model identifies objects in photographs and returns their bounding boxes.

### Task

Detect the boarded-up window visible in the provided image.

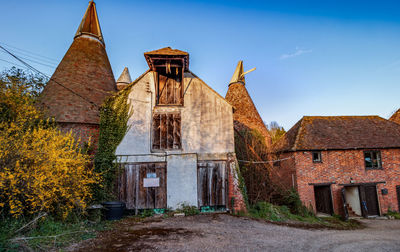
[152,113,181,150]
[156,67,183,105]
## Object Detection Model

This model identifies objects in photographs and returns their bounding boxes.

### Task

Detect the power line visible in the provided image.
[0,44,58,65]
[238,156,294,164]
[0,58,31,70]
[0,51,56,68]
[0,41,58,62]
[0,44,99,108]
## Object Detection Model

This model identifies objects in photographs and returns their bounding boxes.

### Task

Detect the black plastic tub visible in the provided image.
[102,201,125,220]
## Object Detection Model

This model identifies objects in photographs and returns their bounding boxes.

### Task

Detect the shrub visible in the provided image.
[0,68,99,219]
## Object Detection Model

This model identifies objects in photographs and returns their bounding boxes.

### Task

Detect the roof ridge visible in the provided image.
[293,116,305,151]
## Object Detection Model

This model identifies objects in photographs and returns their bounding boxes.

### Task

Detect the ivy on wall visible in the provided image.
[93,88,132,202]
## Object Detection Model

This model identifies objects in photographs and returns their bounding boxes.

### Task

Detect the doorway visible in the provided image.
[314,185,334,215]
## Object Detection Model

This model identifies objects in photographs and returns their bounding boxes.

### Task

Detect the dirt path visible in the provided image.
[69,214,400,251]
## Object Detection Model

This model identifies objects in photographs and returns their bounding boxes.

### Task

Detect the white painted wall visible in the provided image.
[116,71,235,158]
[115,71,234,209]
[345,186,362,216]
[166,154,198,209]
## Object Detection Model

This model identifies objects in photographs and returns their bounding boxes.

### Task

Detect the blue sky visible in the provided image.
[1,0,400,129]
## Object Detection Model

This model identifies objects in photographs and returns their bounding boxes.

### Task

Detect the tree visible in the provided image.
[0,68,98,218]
[267,121,286,145]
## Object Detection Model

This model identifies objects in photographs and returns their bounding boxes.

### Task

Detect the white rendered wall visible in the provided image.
[166,154,198,209]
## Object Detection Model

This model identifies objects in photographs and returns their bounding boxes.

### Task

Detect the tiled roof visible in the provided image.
[40,2,116,124]
[389,109,400,124]
[144,47,188,56]
[274,116,400,152]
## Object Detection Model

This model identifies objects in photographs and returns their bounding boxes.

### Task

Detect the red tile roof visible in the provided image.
[389,109,400,125]
[274,116,400,152]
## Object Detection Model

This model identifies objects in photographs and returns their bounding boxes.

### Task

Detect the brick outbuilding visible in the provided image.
[274,116,400,217]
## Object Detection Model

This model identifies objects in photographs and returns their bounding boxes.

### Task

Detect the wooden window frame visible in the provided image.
[312,151,322,163]
[152,112,181,151]
[364,150,382,170]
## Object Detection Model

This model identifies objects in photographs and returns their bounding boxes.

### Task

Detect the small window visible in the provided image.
[364,151,382,169]
[312,151,322,163]
[152,113,181,150]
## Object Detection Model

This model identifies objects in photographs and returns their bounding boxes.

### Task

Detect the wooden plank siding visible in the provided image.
[197,161,227,207]
[118,162,167,210]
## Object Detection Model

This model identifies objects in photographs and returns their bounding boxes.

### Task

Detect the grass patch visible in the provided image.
[385,210,400,219]
[0,214,111,251]
[246,201,363,230]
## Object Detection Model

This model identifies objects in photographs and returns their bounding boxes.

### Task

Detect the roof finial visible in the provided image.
[74,1,104,44]
[229,61,256,85]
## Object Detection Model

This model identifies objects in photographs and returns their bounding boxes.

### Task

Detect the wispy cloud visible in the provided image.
[280,47,312,60]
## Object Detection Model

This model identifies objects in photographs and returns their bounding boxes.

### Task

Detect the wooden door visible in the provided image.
[118,162,167,210]
[364,185,380,216]
[397,186,400,212]
[197,161,227,208]
[341,187,349,220]
[314,185,333,215]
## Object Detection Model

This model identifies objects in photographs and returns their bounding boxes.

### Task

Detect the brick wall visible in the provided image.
[58,122,99,148]
[227,153,247,213]
[277,149,400,215]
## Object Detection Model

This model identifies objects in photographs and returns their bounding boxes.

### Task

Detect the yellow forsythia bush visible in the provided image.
[0,122,99,218]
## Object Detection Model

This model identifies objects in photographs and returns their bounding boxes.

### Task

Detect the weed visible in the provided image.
[140,209,154,218]
[177,203,200,216]
[385,210,400,219]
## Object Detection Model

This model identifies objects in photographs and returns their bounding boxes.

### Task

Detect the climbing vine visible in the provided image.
[93,88,132,202]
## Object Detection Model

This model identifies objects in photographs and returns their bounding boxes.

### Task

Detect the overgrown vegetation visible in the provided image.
[234,128,272,204]
[0,68,98,219]
[0,213,110,251]
[93,88,132,202]
[385,210,400,219]
[0,68,103,250]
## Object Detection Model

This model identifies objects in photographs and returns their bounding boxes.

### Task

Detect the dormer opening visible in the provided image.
[154,63,183,105]
[144,47,189,106]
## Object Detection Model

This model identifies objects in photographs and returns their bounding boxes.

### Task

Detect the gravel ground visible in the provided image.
[71,214,400,252]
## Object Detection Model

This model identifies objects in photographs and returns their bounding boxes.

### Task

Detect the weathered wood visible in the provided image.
[153,113,181,150]
[119,163,167,210]
[197,161,227,207]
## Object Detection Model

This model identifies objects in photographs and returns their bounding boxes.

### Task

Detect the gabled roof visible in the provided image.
[144,47,188,56]
[74,1,104,44]
[389,109,400,124]
[144,47,189,71]
[274,116,400,152]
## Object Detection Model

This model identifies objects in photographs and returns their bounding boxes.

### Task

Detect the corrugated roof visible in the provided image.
[274,116,400,152]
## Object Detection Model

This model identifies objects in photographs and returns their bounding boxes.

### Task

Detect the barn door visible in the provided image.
[118,163,167,210]
[341,187,349,220]
[314,185,333,215]
[359,185,380,216]
[364,185,380,216]
[197,161,227,208]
